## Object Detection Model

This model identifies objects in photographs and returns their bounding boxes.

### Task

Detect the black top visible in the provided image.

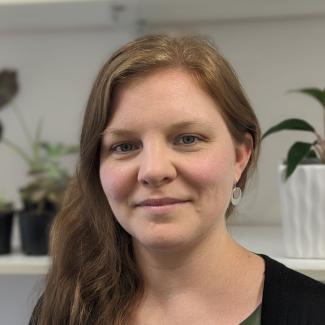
[29,254,325,325]
[259,254,325,325]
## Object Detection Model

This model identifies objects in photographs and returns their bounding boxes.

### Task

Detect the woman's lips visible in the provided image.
[135,198,190,214]
[136,197,189,207]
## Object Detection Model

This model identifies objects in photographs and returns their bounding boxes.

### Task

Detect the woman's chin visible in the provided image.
[133,233,189,254]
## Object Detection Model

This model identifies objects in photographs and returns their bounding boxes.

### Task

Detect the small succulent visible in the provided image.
[262,88,325,179]
[20,142,78,212]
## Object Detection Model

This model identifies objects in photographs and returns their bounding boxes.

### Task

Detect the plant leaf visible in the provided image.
[289,88,325,108]
[32,118,43,163]
[34,118,43,144]
[285,141,315,179]
[262,118,315,139]
[0,70,19,109]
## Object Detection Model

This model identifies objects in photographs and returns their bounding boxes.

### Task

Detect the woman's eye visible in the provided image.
[111,143,139,153]
[177,135,202,145]
[108,135,203,154]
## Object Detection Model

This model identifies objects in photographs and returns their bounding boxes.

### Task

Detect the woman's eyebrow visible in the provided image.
[102,121,216,137]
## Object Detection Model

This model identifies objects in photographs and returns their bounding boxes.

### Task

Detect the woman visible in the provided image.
[30,34,325,325]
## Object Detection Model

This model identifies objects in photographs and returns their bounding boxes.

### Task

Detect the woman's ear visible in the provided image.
[234,133,253,182]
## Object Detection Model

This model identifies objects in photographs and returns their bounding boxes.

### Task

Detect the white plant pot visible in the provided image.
[278,164,325,258]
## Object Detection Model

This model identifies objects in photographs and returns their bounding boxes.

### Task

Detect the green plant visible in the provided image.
[19,142,78,212]
[262,88,325,179]
[0,70,18,139]
[0,69,78,212]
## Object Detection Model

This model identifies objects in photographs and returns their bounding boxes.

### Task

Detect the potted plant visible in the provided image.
[17,142,78,255]
[262,88,325,258]
[0,70,18,254]
[0,69,78,255]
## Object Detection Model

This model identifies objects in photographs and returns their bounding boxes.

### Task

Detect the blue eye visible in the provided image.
[178,135,201,145]
[112,143,138,153]
[109,135,203,154]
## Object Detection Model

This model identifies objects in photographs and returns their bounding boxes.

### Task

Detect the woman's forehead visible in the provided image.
[109,69,220,118]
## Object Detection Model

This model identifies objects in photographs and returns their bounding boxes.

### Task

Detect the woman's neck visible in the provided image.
[133,223,256,301]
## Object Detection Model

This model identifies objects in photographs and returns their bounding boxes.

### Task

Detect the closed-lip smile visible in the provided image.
[136,198,189,207]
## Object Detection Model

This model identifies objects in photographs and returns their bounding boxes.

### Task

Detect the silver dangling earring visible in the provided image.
[231,184,242,206]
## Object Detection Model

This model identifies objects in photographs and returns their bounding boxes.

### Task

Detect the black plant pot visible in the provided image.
[0,211,13,254]
[18,210,55,255]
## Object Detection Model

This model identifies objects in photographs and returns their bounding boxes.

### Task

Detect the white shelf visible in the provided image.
[1,225,325,280]
[0,250,50,275]
[228,225,325,282]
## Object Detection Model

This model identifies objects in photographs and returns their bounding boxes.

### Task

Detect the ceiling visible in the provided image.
[0,0,325,31]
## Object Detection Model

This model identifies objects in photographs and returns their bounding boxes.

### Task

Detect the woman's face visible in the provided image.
[99,69,251,253]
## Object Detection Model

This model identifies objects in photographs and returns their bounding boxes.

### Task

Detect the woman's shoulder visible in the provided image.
[260,253,325,293]
[258,254,325,325]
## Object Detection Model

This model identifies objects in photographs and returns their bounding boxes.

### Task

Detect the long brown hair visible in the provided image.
[31,34,261,325]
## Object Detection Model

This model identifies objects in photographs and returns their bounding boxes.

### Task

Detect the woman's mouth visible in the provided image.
[136,198,190,214]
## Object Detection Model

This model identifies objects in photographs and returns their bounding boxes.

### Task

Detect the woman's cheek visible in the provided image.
[99,163,133,202]
[186,154,231,185]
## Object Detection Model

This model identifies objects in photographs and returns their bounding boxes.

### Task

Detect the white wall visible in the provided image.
[0,15,325,324]
[0,275,43,324]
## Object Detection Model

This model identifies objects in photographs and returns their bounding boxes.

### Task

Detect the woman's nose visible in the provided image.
[137,143,177,187]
